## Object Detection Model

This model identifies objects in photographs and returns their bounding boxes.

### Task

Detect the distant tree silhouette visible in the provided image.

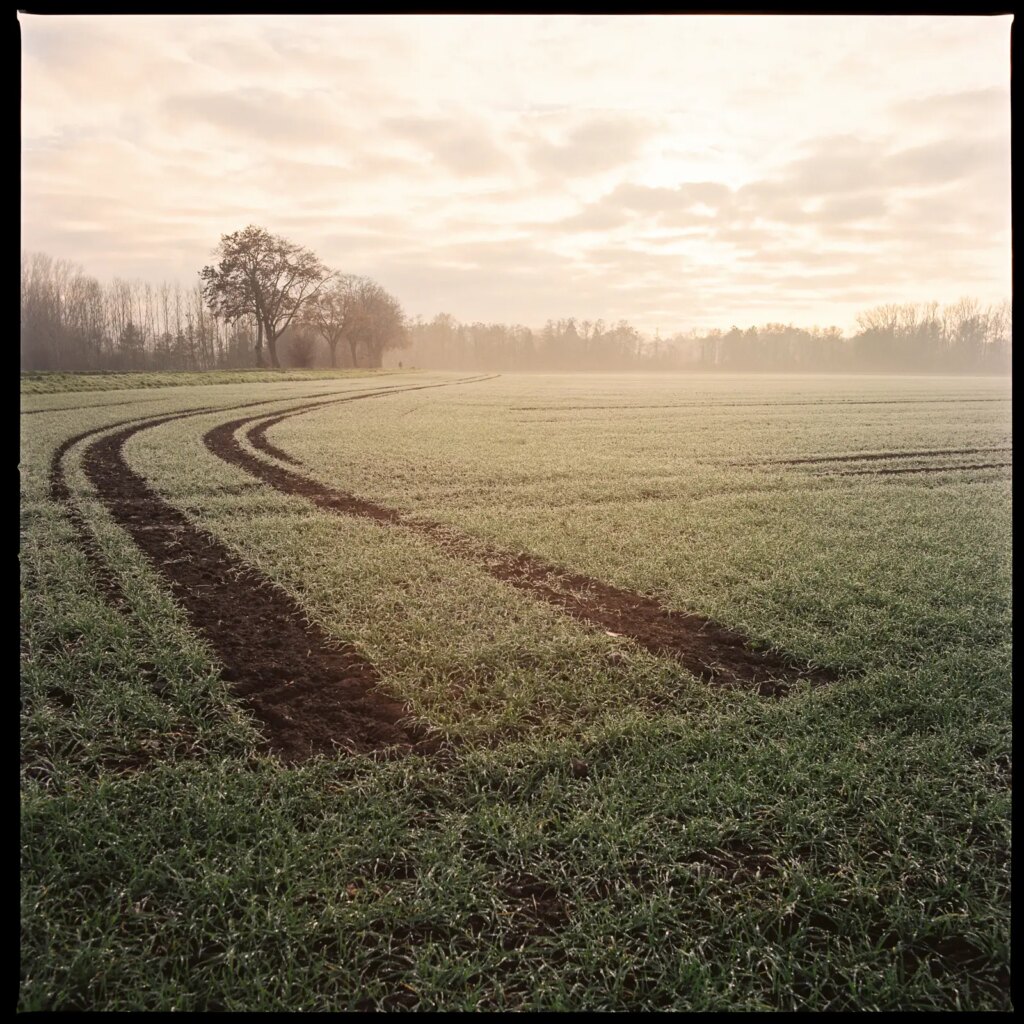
[344,278,407,368]
[19,248,1010,375]
[303,274,360,368]
[200,225,330,368]
[285,327,319,368]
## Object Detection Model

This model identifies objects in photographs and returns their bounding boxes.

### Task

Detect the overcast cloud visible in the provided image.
[20,14,1011,332]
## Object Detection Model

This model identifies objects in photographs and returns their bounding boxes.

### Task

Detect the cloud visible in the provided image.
[612,181,730,215]
[526,113,656,177]
[385,116,510,176]
[774,138,882,195]
[556,204,632,233]
[162,89,351,148]
[890,86,1010,132]
[814,193,888,223]
[19,13,1012,333]
[883,136,1010,186]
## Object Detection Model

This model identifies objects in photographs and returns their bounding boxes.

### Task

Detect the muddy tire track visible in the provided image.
[827,461,1012,477]
[23,387,365,419]
[45,399,325,602]
[47,412,218,621]
[755,446,1012,467]
[244,374,496,468]
[46,380,490,760]
[25,394,185,416]
[80,416,428,762]
[248,414,304,465]
[39,409,266,773]
[206,403,841,697]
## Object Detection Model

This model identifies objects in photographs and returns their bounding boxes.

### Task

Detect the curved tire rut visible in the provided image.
[206,401,842,697]
[827,461,1012,477]
[759,445,1012,467]
[47,380,489,761]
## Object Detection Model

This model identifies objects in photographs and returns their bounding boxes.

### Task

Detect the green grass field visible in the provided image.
[20,370,1011,1010]
[19,367,398,394]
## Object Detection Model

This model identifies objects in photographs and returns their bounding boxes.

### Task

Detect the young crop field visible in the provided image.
[20,367,398,394]
[20,370,1011,1011]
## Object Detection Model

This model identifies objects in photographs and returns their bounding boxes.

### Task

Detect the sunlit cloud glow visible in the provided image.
[20,13,1012,332]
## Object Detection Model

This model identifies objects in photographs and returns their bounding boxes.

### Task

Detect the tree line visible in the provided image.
[20,226,409,373]
[21,229,1010,375]
[399,300,1010,374]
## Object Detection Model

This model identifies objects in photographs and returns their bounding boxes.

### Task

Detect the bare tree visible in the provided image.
[200,225,331,368]
[285,327,319,368]
[304,274,408,367]
[346,277,407,368]
[18,246,1010,375]
[302,274,359,367]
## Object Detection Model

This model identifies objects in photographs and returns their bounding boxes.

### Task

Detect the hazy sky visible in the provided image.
[21,14,1012,333]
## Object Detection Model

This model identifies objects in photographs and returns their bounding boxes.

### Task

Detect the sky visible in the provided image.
[20,14,1012,334]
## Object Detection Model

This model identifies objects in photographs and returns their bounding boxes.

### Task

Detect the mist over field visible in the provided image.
[20,14,1012,1015]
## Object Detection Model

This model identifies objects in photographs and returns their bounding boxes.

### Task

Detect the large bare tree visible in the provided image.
[303,274,407,367]
[345,277,407,368]
[200,225,330,368]
[302,273,359,367]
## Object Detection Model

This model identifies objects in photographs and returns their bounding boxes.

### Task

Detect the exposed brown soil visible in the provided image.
[761,446,1012,467]
[247,413,304,465]
[830,461,1012,477]
[46,402,309,608]
[242,378,498,465]
[37,416,218,771]
[80,413,431,761]
[45,383,489,761]
[49,415,192,613]
[24,394,176,416]
[23,388,348,418]
[206,403,843,696]
[499,871,572,939]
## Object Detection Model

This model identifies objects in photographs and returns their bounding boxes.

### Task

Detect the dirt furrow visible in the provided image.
[23,386,389,418]
[248,414,304,465]
[242,375,495,466]
[48,381,490,760]
[25,394,182,416]
[759,446,1012,467]
[206,404,841,696]
[48,413,218,620]
[81,415,431,761]
[827,461,1012,477]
